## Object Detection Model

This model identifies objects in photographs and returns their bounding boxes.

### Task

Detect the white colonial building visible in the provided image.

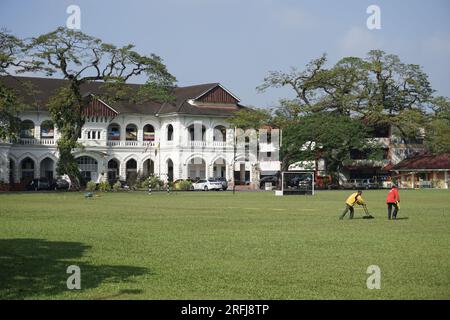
[0,76,280,188]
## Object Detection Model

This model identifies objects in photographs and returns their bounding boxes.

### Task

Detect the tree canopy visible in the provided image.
[1,27,176,189]
[233,50,449,178]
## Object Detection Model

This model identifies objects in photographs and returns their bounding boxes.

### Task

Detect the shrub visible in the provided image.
[113,180,121,192]
[86,181,96,192]
[139,177,150,189]
[174,180,193,191]
[98,181,111,192]
[0,181,9,192]
[149,175,164,190]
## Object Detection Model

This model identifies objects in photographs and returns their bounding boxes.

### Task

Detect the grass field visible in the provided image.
[0,189,449,300]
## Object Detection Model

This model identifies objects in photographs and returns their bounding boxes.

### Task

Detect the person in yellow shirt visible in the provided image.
[339,190,365,220]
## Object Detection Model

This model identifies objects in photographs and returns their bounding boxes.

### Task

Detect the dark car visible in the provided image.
[210,177,228,190]
[288,175,311,188]
[298,176,313,189]
[362,179,379,189]
[52,178,70,190]
[26,178,51,191]
[259,175,279,189]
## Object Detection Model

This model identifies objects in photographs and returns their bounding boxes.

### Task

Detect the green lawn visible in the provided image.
[0,190,449,300]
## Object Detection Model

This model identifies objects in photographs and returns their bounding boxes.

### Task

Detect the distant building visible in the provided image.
[0,76,280,189]
[389,153,450,189]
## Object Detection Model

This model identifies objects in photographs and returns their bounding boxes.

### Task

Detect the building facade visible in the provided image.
[0,76,280,188]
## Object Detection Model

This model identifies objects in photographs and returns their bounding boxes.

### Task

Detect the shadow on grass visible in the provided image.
[0,238,150,300]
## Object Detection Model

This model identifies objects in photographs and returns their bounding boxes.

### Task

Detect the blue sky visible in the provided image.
[1,0,449,107]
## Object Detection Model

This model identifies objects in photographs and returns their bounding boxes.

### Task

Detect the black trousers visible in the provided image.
[387,202,398,219]
[340,204,354,219]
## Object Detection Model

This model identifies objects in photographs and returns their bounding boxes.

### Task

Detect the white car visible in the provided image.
[192,179,223,191]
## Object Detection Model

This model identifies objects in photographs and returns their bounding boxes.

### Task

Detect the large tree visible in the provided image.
[5,27,176,189]
[0,30,28,140]
[425,96,450,154]
[277,112,379,176]
[232,51,441,181]
[258,51,433,140]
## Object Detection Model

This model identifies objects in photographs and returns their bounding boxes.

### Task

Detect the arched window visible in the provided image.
[245,136,250,161]
[126,159,138,184]
[143,159,154,177]
[125,124,138,141]
[187,157,206,180]
[40,157,55,181]
[9,159,15,184]
[107,159,120,182]
[40,120,54,139]
[20,157,35,183]
[107,124,121,140]
[213,125,226,142]
[167,158,174,182]
[143,124,155,141]
[20,120,35,138]
[76,156,98,183]
[167,124,174,141]
[188,124,206,141]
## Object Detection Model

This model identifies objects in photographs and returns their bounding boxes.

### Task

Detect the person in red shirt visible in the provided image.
[386,185,400,220]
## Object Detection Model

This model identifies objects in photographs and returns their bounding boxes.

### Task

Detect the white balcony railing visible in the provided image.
[9,138,56,145]
[189,141,207,147]
[18,138,38,145]
[40,138,56,145]
[106,140,156,147]
[212,141,227,147]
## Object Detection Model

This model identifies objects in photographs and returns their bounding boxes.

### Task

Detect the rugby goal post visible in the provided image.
[281,171,315,195]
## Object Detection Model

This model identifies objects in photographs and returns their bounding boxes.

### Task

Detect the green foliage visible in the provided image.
[148,175,164,190]
[174,180,193,191]
[98,181,111,192]
[0,30,28,140]
[241,50,446,173]
[279,112,380,174]
[258,50,434,143]
[425,96,450,154]
[85,181,96,192]
[112,181,121,192]
[227,108,272,129]
[7,27,177,189]
[0,82,21,140]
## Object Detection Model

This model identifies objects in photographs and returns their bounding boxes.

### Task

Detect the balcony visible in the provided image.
[106,140,156,147]
[9,138,56,146]
[189,141,207,148]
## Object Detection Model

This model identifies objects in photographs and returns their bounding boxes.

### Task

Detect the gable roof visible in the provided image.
[390,153,450,171]
[0,76,244,117]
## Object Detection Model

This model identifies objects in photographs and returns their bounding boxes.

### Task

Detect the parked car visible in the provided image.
[362,179,379,189]
[288,175,312,188]
[113,180,131,190]
[341,179,364,189]
[259,175,278,189]
[26,178,51,191]
[192,178,223,191]
[210,177,228,190]
[52,178,70,190]
[298,176,313,189]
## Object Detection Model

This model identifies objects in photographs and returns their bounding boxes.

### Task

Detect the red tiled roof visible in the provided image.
[391,154,450,171]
